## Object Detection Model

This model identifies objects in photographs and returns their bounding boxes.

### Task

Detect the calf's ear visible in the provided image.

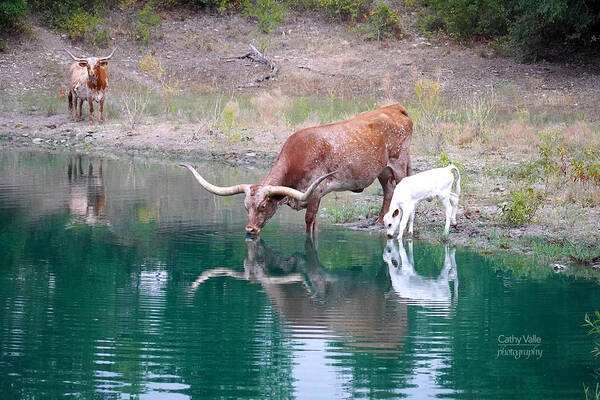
[392,209,399,218]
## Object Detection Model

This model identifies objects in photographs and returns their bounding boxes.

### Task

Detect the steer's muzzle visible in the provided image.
[245,225,260,235]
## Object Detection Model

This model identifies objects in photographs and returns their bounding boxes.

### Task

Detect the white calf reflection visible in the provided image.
[384,240,458,307]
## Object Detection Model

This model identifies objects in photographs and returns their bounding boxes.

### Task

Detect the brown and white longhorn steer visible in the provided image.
[180,103,413,235]
[65,48,116,122]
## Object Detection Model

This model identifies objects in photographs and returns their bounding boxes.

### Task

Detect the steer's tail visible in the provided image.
[448,164,461,196]
[68,91,73,111]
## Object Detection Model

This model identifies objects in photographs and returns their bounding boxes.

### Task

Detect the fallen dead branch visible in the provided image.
[227,44,279,87]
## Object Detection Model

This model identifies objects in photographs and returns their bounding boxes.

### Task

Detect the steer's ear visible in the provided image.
[99,60,109,67]
[78,61,88,68]
[392,209,399,218]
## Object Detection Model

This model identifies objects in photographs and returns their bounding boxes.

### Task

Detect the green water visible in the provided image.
[0,152,599,399]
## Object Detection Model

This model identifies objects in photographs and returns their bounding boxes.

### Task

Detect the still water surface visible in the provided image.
[0,152,599,399]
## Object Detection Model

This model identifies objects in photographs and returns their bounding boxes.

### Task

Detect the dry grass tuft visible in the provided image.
[561,120,597,147]
[250,89,290,128]
[488,120,540,153]
[456,125,474,147]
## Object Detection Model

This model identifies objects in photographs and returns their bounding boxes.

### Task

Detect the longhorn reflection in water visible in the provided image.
[384,240,458,308]
[67,155,106,225]
[191,238,408,354]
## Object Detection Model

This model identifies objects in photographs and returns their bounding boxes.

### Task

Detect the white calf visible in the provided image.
[383,164,460,240]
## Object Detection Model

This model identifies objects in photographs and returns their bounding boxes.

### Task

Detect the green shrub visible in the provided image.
[166,0,237,12]
[500,186,545,226]
[323,0,370,19]
[415,0,600,60]
[63,10,103,41]
[91,28,110,47]
[0,0,27,32]
[426,0,508,39]
[416,13,443,35]
[244,0,285,33]
[290,0,370,20]
[487,35,513,57]
[30,0,97,27]
[509,0,600,61]
[361,1,399,40]
[136,4,161,45]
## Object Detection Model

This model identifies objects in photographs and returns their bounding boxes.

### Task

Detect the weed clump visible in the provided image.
[500,186,544,226]
[324,202,379,223]
[357,2,400,41]
[290,0,371,20]
[63,10,103,42]
[244,0,286,33]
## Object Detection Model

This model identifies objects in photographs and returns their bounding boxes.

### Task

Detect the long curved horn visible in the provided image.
[99,47,117,61]
[65,48,86,62]
[267,171,336,201]
[179,163,249,196]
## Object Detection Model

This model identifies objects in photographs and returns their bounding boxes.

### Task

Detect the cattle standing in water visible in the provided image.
[180,103,413,234]
[384,164,461,241]
[65,48,116,122]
